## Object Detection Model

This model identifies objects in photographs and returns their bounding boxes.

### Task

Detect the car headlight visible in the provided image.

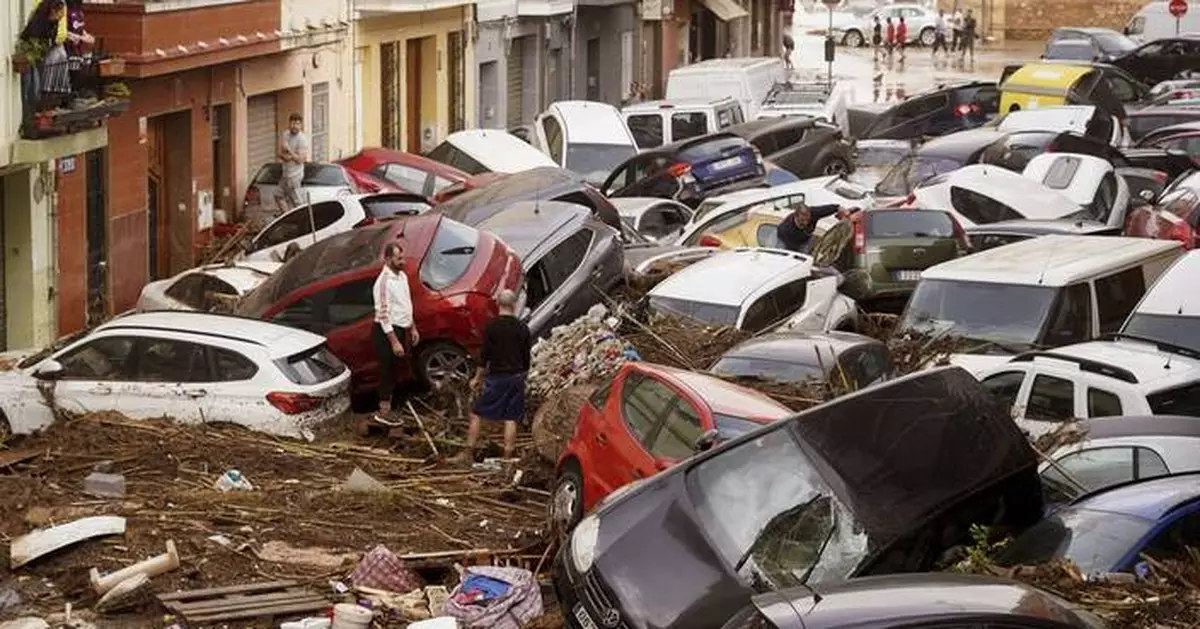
[570,514,601,573]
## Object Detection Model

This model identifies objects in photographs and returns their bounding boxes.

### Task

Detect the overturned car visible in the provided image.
[553,367,1043,629]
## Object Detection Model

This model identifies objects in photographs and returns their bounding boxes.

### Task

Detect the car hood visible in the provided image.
[947,353,1013,376]
[0,349,40,372]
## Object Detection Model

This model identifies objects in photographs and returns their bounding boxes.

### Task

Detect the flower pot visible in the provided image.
[98,58,125,77]
[11,56,32,74]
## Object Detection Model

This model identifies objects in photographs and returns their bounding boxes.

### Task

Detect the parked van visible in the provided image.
[425,129,557,175]
[999,62,1128,119]
[665,57,790,120]
[532,101,638,186]
[1125,1,1200,43]
[622,98,746,149]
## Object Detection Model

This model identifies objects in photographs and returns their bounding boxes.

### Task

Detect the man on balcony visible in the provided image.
[276,113,309,214]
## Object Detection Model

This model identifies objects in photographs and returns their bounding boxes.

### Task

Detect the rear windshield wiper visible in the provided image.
[439,246,475,255]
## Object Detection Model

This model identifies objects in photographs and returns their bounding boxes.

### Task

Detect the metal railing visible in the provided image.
[18,49,129,140]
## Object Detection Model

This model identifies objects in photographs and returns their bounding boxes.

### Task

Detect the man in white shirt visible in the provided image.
[276,113,309,215]
[372,243,419,422]
[951,8,964,52]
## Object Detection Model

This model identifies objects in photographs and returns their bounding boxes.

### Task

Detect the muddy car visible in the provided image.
[553,367,1043,629]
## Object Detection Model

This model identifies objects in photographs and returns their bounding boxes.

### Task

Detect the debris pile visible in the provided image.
[526,305,634,408]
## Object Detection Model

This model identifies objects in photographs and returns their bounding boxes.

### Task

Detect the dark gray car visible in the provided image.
[476,201,624,338]
[709,331,891,388]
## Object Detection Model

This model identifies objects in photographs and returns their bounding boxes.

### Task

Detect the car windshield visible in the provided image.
[688,426,868,589]
[997,508,1153,575]
[648,295,741,327]
[876,155,964,197]
[565,144,637,182]
[867,210,954,238]
[254,163,350,187]
[714,413,768,440]
[710,355,828,384]
[419,218,481,291]
[1123,313,1200,355]
[898,279,1059,349]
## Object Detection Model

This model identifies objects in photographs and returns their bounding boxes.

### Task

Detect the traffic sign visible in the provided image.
[1170,0,1187,19]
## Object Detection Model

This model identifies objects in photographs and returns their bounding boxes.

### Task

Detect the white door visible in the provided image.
[118,337,208,423]
[49,336,138,415]
[246,94,279,183]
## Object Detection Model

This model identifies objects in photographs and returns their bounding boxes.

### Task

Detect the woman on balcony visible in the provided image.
[21,0,72,108]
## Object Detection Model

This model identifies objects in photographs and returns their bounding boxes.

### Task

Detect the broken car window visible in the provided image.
[981,371,1026,412]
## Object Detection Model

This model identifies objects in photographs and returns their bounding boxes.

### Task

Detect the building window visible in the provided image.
[311,82,329,163]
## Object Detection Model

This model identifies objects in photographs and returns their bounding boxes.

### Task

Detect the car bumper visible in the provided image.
[553,547,632,629]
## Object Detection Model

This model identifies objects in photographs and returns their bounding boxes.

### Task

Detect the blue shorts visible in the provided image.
[472,372,527,422]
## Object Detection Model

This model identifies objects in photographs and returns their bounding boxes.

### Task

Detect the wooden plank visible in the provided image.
[157,580,298,602]
[0,450,40,469]
[171,591,324,614]
[185,600,331,623]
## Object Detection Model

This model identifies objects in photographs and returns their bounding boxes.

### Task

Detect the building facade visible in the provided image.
[475,0,573,129]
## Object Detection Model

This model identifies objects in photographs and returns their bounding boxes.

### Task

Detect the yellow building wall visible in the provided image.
[3,164,56,350]
[356,7,477,152]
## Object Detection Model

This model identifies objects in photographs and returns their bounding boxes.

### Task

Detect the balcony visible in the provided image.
[355,0,476,15]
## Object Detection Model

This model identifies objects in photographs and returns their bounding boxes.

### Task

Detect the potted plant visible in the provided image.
[12,39,47,74]
[104,82,130,100]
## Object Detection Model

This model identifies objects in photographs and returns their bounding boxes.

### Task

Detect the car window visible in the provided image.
[525,262,554,312]
[379,164,429,194]
[542,229,591,290]
[204,276,238,297]
[982,370,1026,410]
[716,106,739,129]
[1087,387,1123,417]
[253,202,345,251]
[57,336,136,380]
[621,373,675,446]
[839,345,890,387]
[628,114,664,149]
[672,112,709,141]
[542,115,565,164]
[1026,374,1076,422]
[651,397,704,459]
[1105,75,1140,103]
[278,344,347,385]
[741,294,784,333]
[1094,267,1146,335]
[1045,446,1171,499]
[686,209,750,245]
[896,94,949,119]
[1042,283,1093,346]
[756,223,781,248]
[949,186,1024,224]
[589,374,615,409]
[1148,381,1200,415]
[360,195,431,219]
[326,279,377,326]
[1089,172,1119,223]
[212,348,259,381]
[1160,135,1200,155]
[640,205,690,240]
[135,338,212,383]
[420,219,481,291]
[432,176,456,193]
[165,274,208,308]
[1142,509,1200,565]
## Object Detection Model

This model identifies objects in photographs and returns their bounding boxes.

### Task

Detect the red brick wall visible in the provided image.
[56,161,87,336]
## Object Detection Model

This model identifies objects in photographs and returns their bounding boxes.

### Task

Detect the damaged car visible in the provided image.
[0,312,351,439]
[136,260,282,312]
[553,366,1044,629]
[709,331,892,387]
[430,166,623,233]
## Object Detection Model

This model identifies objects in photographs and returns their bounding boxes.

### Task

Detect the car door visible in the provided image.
[979,369,1030,418]
[1126,503,1200,570]
[123,336,212,422]
[246,201,348,262]
[536,112,566,166]
[643,390,707,471]
[198,345,265,427]
[316,279,381,385]
[786,275,844,332]
[526,229,592,334]
[48,335,138,416]
[626,113,666,150]
[592,371,676,496]
[1093,266,1147,336]
[1019,372,1079,435]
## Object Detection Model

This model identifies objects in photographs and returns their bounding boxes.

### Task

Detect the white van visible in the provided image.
[621,97,746,149]
[1125,1,1200,42]
[532,101,638,186]
[425,129,557,175]
[665,57,790,120]
[1121,249,1200,352]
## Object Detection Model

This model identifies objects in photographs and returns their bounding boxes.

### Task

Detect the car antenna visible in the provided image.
[1035,247,1055,286]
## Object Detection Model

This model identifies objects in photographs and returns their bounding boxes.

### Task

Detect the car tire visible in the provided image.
[0,411,12,444]
[821,157,851,176]
[919,27,935,46]
[415,341,472,389]
[552,459,586,538]
[843,30,864,47]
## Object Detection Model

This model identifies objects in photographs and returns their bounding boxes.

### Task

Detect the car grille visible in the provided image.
[578,571,626,629]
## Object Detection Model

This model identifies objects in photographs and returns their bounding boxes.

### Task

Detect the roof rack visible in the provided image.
[1011,350,1139,384]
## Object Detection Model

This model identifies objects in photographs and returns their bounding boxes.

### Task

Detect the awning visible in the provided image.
[697,0,748,21]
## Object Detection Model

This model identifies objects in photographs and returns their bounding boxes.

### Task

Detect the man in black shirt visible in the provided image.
[775,199,849,253]
[460,289,531,461]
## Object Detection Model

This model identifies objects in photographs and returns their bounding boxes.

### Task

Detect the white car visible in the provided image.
[610,197,694,243]
[994,105,1131,147]
[1021,153,1131,228]
[976,338,1200,437]
[425,129,558,175]
[678,176,874,246]
[832,3,940,47]
[240,192,431,263]
[243,162,359,226]
[532,101,639,186]
[909,164,1088,228]
[136,261,282,312]
[646,247,858,334]
[0,312,352,439]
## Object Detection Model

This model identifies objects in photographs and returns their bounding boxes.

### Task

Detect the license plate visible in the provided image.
[712,156,743,170]
[892,269,922,281]
[574,604,599,629]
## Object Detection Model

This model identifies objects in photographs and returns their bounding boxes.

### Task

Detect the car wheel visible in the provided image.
[0,411,12,444]
[843,30,864,47]
[822,157,850,176]
[552,459,586,537]
[919,27,935,46]
[416,341,472,389]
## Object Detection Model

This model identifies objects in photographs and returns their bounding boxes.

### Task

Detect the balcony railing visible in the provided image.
[14,47,131,141]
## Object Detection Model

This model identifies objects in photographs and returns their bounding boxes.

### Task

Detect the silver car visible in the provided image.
[833,3,939,47]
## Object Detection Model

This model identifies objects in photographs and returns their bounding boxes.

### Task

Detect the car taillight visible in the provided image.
[267,392,324,415]
[954,103,980,117]
[668,162,693,178]
[1169,222,1196,249]
[852,217,865,254]
[892,193,917,208]
[698,234,723,248]
[244,186,260,207]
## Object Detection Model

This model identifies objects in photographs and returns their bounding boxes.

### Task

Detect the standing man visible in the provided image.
[782,32,796,71]
[775,198,850,254]
[372,243,419,425]
[460,290,531,462]
[896,16,908,62]
[960,9,978,61]
[950,7,964,52]
[276,113,309,215]
[932,10,949,58]
[872,15,883,62]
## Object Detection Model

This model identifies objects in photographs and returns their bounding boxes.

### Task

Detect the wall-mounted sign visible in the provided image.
[642,0,663,20]
[59,156,77,174]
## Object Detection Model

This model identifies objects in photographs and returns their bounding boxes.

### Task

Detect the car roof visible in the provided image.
[1135,250,1200,316]
[444,130,558,171]
[1032,338,1200,389]
[964,218,1115,236]
[1003,62,1095,89]
[634,363,792,420]
[757,573,1089,629]
[545,100,631,145]
[918,127,1010,157]
[670,57,781,71]
[475,200,590,260]
[344,148,468,179]
[643,131,746,157]
[928,164,1083,217]
[609,197,684,219]
[195,261,283,293]
[1069,472,1200,520]
[96,311,324,359]
[1022,153,1114,204]
[996,106,1098,134]
[921,235,1180,286]
[726,116,819,138]
[1074,414,1200,440]
[650,248,811,307]
[718,331,882,365]
[704,176,842,207]
[622,97,739,112]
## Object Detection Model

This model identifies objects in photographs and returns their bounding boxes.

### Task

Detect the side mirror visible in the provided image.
[34,360,65,380]
[694,428,720,453]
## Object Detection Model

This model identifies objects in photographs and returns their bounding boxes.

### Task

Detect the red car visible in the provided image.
[345,168,406,195]
[1127,185,1200,249]
[339,148,470,198]
[432,172,509,204]
[551,362,792,530]
[236,214,524,393]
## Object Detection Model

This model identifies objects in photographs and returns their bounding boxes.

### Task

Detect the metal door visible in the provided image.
[85,149,108,326]
[246,94,278,182]
[507,37,525,128]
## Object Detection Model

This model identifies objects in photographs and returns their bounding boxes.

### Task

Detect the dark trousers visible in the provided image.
[951,29,961,51]
[373,324,412,408]
[932,33,949,54]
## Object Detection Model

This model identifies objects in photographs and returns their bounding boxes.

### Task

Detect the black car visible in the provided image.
[475,201,623,338]
[431,166,623,232]
[1126,105,1200,142]
[725,117,855,179]
[1044,27,1138,63]
[600,133,766,208]
[723,573,1106,629]
[709,331,891,387]
[966,219,1120,251]
[858,81,1000,141]
[553,367,1043,629]
[1112,35,1200,86]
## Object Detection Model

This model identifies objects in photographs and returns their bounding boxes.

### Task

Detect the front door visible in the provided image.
[406,39,422,152]
[592,372,673,497]
[85,149,108,326]
[586,38,601,101]
[146,116,170,280]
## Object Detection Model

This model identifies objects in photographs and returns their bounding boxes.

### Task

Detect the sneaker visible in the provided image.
[372,413,403,426]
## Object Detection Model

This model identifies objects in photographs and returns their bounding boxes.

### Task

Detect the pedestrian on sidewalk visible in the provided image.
[960,9,977,60]
[371,243,419,425]
[276,113,309,215]
[872,15,883,61]
[896,16,908,61]
[932,10,949,57]
[885,17,896,60]
[460,289,531,462]
[950,7,964,52]
[782,32,796,70]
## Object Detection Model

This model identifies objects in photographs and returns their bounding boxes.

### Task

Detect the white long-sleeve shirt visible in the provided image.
[373,265,414,330]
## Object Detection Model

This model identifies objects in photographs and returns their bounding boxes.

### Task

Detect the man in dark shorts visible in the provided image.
[371,243,419,426]
[459,289,531,461]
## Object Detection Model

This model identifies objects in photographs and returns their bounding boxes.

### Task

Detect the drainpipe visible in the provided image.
[569,0,579,98]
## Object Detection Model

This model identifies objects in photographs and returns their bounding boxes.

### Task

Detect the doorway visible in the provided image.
[690,9,718,60]
[587,38,601,101]
[146,111,193,281]
[211,104,232,220]
[406,38,422,152]
[85,149,108,326]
